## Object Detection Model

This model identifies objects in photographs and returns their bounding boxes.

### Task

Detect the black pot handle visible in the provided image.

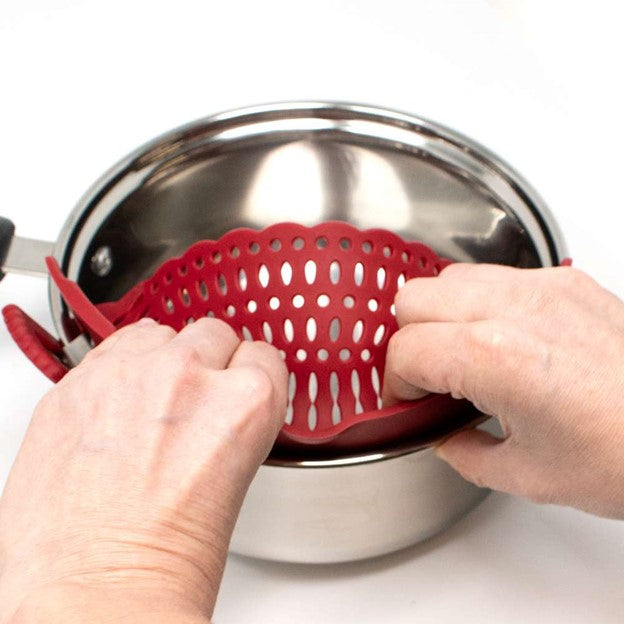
[0,216,15,280]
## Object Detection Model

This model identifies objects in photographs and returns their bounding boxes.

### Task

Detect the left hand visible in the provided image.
[0,317,288,623]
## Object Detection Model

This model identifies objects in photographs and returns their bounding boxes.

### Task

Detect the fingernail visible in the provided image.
[433,444,447,460]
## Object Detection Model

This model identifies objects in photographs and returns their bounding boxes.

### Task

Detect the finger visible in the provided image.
[439,262,521,281]
[435,428,511,490]
[382,320,540,416]
[227,341,289,423]
[435,428,548,501]
[167,317,240,370]
[396,267,525,326]
[83,318,176,362]
[380,359,430,406]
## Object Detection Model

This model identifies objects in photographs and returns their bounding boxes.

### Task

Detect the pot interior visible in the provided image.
[59,105,562,306]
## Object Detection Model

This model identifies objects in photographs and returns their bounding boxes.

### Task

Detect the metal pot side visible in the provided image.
[231,446,488,563]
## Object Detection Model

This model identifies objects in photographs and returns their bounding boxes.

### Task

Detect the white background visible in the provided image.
[1,1,623,622]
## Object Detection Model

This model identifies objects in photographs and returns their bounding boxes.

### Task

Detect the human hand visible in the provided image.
[383,264,624,518]
[0,318,287,623]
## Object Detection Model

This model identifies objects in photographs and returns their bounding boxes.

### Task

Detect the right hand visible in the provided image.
[383,264,624,518]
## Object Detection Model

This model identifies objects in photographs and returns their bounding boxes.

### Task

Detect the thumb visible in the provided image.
[435,429,513,491]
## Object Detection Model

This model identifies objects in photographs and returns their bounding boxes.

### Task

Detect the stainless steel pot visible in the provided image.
[0,102,566,563]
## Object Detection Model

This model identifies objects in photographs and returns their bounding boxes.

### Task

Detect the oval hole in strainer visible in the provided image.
[304,260,317,284]
[373,324,385,345]
[217,273,227,294]
[286,372,296,424]
[352,320,364,342]
[371,366,382,408]
[180,288,191,307]
[330,371,341,425]
[283,318,294,342]
[329,317,341,341]
[281,261,293,285]
[197,280,208,300]
[238,268,248,291]
[258,264,270,287]
[306,317,317,341]
[377,267,386,289]
[351,369,363,414]
[354,262,364,286]
[329,261,341,284]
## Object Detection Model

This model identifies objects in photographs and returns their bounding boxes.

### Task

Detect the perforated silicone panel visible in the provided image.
[104,222,451,441]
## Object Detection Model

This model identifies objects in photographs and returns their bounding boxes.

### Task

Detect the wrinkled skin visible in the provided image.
[0,318,287,623]
[384,264,624,518]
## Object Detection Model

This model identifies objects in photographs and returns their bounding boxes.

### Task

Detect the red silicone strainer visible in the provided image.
[5,222,481,450]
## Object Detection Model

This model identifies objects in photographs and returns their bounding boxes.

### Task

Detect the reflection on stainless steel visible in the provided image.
[243,142,325,225]
[232,444,489,563]
[62,334,92,367]
[52,102,565,311]
[45,102,566,563]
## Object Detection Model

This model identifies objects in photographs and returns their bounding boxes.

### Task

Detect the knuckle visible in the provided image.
[521,282,556,312]
[438,262,471,279]
[557,266,593,291]
[469,319,549,375]
[192,316,239,341]
[225,367,277,433]
[242,339,278,359]
[240,367,275,406]
[134,321,177,346]
[468,320,513,356]
[165,343,202,372]
[112,321,153,339]
[249,341,288,377]
[153,322,177,340]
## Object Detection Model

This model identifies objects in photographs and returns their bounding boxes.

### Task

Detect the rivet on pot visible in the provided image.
[90,246,113,277]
